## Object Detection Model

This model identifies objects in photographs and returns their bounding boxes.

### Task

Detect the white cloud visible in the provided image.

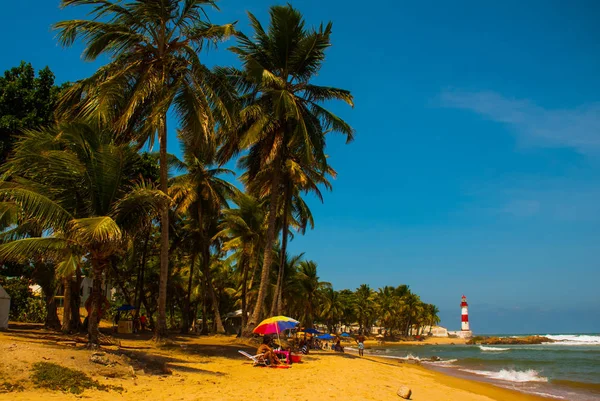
[440,90,600,155]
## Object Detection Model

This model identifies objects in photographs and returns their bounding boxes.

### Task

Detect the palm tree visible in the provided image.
[0,122,166,344]
[293,260,331,328]
[54,0,235,339]
[355,284,375,334]
[170,148,238,334]
[320,287,343,333]
[221,5,354,333]
[214,193,266,331]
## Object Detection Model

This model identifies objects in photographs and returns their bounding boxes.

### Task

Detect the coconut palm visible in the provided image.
[293,260,331,329]
[220,4,354,332]
[214,193,266,331]
[0,122,166,344]
[169,147,238,334]
[355,284,376,334]
[54,0,236,339]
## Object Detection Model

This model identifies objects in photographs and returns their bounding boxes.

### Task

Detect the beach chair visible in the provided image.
[238,350,267,366]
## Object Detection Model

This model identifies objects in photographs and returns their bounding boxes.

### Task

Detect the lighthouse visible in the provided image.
[460,295,470,331]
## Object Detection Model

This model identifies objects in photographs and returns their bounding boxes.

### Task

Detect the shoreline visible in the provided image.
[343,347,550,401]
[0,327,552,401]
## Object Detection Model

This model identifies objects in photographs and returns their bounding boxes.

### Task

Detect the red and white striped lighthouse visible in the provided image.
[460,295,470,331]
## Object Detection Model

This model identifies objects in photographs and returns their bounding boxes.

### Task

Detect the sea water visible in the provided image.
[360,334,600,400]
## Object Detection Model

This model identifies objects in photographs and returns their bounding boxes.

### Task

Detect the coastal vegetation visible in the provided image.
[0,0,439,344]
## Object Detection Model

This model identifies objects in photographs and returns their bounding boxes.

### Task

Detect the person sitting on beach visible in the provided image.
[334,339,344,353]
[257,336,281,365]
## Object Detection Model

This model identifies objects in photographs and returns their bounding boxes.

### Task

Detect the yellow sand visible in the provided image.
[0,326,546,401]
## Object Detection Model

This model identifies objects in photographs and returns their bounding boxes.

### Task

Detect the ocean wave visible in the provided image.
[425,358,458,366]
[528,391,565,399]
[544,334,600,345]
[479,345,510,352]
[460,368,548,383]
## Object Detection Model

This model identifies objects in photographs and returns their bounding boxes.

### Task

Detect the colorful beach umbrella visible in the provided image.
[317,333,335,340]
[253,316,299,335]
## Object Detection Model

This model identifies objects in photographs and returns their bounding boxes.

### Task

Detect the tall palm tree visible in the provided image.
[0,122,166,344]
[221,5,354,333]
[293,260,331,328]
[170,146,238,334]
[54,0,235,339]
[214,193,266,331]
[355,284,375,333]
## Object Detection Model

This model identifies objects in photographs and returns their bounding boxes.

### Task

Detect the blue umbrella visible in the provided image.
[340,332,351,337]
[317,333,335,340]
[117,304,135,311]
[304,328,320,334]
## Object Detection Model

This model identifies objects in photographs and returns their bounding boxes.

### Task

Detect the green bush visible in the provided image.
[0,276,33,320]
[0,276,48,323]
[31,362,120,394]
[19,298,46,323]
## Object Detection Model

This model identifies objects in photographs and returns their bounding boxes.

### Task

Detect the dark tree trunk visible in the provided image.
[240,251,250,331]
[135,232,149,315]
[155,117,169,340]
[201,245,225,334]
[200,277,208,334]
[61,276,72,332]
[88,258,106,345]
[271,179,291,316]
[181,254,195,333]
[246,155,282,335]
[44,292,61,331]
[70,266,82,332]
[34,261,60,331]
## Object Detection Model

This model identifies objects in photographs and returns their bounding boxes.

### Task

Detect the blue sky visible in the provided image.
[2,0,600,333]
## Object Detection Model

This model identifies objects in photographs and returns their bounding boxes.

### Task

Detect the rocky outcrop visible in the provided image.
[466,336,553,345]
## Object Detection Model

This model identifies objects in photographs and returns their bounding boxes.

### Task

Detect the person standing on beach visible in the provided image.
[357,334,365,356]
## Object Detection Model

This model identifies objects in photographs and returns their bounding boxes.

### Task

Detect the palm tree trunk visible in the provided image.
[61,276,72,332]
[239,254,248,332]
[70,266,82,332]
[200,277,208,334]
[88,258,106,345]
[271,180,291,316]
[246,157,282,334]
[155,117,169,340]
[202,245,225,334]
[181,253,195,333]
[135,232,150,315]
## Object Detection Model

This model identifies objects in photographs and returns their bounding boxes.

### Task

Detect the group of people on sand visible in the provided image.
[255,332,367,365]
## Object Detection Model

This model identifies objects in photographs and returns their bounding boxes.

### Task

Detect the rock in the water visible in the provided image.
[430,356,441,362]
[397,386,412,399]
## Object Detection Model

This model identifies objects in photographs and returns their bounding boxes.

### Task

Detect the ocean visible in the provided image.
[360,334,600,400]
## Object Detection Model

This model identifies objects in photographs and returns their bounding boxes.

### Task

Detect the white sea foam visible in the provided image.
[479,345,510,352]
[544,334,600,345]
[528,392,565,399]
[461,368,548,383]
[425,358,458,366]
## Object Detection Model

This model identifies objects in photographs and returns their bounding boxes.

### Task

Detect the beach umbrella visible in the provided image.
[317,333,335,340]
[254,316,299,346]
[117,304,135,311]
[340,332,351,337]
[303,328,320,334]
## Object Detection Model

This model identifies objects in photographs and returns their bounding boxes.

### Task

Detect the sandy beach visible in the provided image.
[0,325,547,401]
